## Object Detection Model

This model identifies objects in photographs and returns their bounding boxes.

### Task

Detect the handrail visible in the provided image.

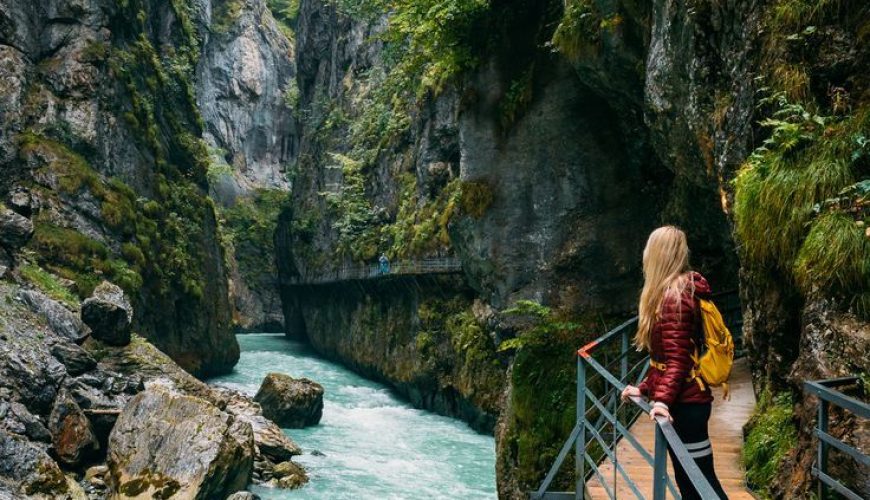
[532,290,742,500]
[803,377,869,500]
[284,257,463,285]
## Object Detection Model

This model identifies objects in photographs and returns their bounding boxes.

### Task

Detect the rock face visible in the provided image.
[196,0,295,334]
[19,289,89,344]
[0,430,70,497]
[254,373,324,428]
[0,0,239,377]
[197,0,296,198]
[106,386,255,499]
[0,207,32,250]
[48,389,99,467]
[81,281,133,346]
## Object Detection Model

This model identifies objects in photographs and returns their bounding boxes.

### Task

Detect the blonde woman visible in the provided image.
[621,226,728,500]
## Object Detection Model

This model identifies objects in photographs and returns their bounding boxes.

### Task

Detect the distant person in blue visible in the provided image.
[378,253,390,275]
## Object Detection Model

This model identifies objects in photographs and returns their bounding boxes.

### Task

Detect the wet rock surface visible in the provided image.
[254,373,324,428]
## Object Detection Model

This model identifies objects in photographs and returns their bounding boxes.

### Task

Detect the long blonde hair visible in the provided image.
[635,226,693,351]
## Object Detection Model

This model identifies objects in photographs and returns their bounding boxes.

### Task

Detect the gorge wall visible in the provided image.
[278,0,868,498]
[0,0,307,497]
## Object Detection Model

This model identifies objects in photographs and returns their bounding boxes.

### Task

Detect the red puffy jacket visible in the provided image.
[637,271,713,407]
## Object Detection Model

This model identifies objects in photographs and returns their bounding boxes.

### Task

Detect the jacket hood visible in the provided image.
[689,271,712,298]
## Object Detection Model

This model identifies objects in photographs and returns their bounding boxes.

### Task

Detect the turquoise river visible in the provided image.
[210,333,497,499]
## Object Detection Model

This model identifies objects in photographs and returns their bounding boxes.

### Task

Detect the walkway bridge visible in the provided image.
[532,291,757,499]
[283,257,463,285]
[540,322,870,500]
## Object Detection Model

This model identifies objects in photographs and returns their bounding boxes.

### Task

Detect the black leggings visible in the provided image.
[666,403,728,500]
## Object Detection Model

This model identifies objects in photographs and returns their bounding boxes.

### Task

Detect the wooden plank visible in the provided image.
[587,358,757,499]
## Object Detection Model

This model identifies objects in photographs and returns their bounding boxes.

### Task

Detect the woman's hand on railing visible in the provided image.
[649,403,673,423]
[621,385,641,402]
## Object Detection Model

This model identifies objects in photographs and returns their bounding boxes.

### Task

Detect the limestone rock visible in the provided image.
[0,429,70,497]
[50,342,97,376]
[106,387,255,499]
[84,464,107,482]
[0,207,33,250]
[48,390,99,466]
[254,373,323,428]
[81,281,132,346]
[226,492,260,500]
[19,289,88,343]
[220,388,302,462]
[0,402,51,442]
[267,460,308,489]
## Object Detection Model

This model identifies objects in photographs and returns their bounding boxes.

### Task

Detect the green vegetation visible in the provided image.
[18,264,80,308]
[550,0,601,61]
[733,97,869,317]
[459,179,494,219]
[321,153,379,260]
[29,222,142,297]
[220,189,290,286]
[416,296,504,411]
[385,176,460,258]
[267,0,300,39]
[733,0,870,318]
[742,388,798,497]
[18,130,214,302]
[497,301,596,490]
[212,0,245,34]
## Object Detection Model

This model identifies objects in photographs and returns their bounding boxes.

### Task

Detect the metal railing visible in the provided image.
[532,291,741,499]
[803,377,870,500]
[284,257,463,285]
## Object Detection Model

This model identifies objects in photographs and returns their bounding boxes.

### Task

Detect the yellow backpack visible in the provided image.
[689,299,735,399]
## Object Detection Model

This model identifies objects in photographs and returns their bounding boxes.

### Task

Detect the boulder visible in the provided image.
[106,386,255,499]
[47,389,99,466]
[50,342,97,376]
[268,460,308,489]
[81,281,132,346]
[19,289,89,343]
[254,373,324,428]
[0,429,70,497]
[0,207,33,250]
[226,492,260,500]
[1,402,51,442]
[220,389,302,462]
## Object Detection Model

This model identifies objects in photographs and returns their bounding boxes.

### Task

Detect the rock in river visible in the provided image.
[81,281,132,346]
[254,373,324,428]
[106,385,255,499]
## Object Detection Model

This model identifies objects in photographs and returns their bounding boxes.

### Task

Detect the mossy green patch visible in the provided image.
[219,188,290,288]
[734,95,869,318]
[550,0,601,62]
[416,296,504,412]
[742,388,798,498]
[497,301,601,491]
[18,264,80,308]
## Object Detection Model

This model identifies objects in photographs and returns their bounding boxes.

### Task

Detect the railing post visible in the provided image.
[818,399,829,499]
[620,328,628,383]
[576,355,585,500]
[652,424,667,500]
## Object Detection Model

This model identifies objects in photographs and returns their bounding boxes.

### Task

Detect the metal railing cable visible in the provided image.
[803,377,869,500]
[284,257,463,285]
[532,291,742,500]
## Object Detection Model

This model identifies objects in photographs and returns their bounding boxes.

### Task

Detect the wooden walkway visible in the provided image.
[587,358,757,499]
[283,257,462,285]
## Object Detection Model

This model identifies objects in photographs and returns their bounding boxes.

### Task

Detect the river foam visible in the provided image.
[210,333,497,499]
